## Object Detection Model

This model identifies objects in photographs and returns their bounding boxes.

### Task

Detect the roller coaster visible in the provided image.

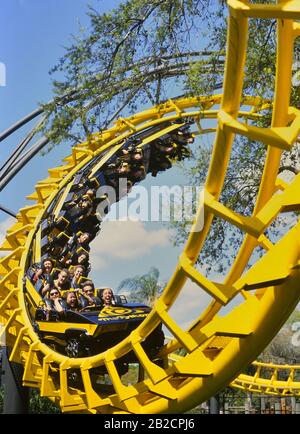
[231,361,300,397]
[1,0,300,414]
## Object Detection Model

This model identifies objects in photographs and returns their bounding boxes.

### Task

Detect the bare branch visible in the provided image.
[278,165,299,175]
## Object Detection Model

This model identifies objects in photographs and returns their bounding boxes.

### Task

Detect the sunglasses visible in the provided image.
[50,292,59,296]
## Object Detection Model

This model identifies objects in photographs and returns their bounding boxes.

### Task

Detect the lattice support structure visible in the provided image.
[231,361,300,396]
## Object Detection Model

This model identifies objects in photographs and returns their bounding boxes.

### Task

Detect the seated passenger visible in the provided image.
[61,291,81,312]
[109,162,129,174]
[131,149,143,162]
[75,198,94,220]
[30,258,55,285]
[77,252,90,268]
[79,281,101,308]
[54,269,71,292]
[63,251,90,273]
[70,265,85,289]
[148,153,172,177]
[41,269,70,297]
[153,139,175,155]
[59,232,91,261]
[46,232,70,258]
[51,291,81,317]
[84,189,102,208]
[99,287,115,307]
[105,163,131,188]
[44,288,62,321]
[118,148,143,164]
[64,198,93,233]
[79,215,101,238]
[70,232,91,253]
[129,165,146,183]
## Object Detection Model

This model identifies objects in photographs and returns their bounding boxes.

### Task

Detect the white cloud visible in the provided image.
[89,254,108,270]
[0,217,14,258]
[0,217,14,245]
[168,279,213,330]
[90,220,170,269]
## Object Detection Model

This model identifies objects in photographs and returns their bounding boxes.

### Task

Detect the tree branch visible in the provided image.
[278,165,299,175]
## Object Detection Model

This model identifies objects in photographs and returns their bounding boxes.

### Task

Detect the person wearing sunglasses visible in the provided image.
[41,269,71,297]
[79,281,101,308]
[44,289,62,321]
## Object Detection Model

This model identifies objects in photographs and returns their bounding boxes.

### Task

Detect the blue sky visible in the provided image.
[1,1,297,341]
[0,0,121,212]
[4,1,296,331]
[0,0,214,327]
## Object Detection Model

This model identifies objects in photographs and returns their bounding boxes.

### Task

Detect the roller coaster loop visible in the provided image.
[1,0,300,413]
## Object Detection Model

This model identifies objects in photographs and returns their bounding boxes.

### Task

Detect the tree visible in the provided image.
[0,386,59,414]
[259,309,300,365]
[41,0,226,144]
[28,389,60,414]
[40,0,299,271]
[43,0,300,144]
[117,266,164,306]
[169,8,300,273]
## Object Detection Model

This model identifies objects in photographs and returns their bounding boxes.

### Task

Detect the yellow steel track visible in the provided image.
[1,1,300,413]
[231,361,300,396]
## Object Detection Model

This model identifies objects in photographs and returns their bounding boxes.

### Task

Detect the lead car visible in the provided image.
[29,286,165,376]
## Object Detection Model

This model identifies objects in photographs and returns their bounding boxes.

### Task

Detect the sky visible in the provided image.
[0,0,215,329]
[1,1,298,337]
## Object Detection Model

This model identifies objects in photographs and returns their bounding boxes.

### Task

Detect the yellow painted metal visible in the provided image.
[36,321,98,335]
[0,0,300,413]
[231,361,300,396]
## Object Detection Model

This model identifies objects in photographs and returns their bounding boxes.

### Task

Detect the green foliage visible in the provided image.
[170,132,268,273]
[40,0,300,272]
[117,266,164,306]
[0,386,59,414]
[40,0,300,152]
[0,352,59,414]
[169,5,300,273]
[259,308,300,365]
[29,389,60,414]
[41,0,226,144]
[184,53,224,96]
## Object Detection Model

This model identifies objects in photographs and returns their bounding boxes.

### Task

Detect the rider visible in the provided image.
[79,281,101,308]
[99,287,115,307]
